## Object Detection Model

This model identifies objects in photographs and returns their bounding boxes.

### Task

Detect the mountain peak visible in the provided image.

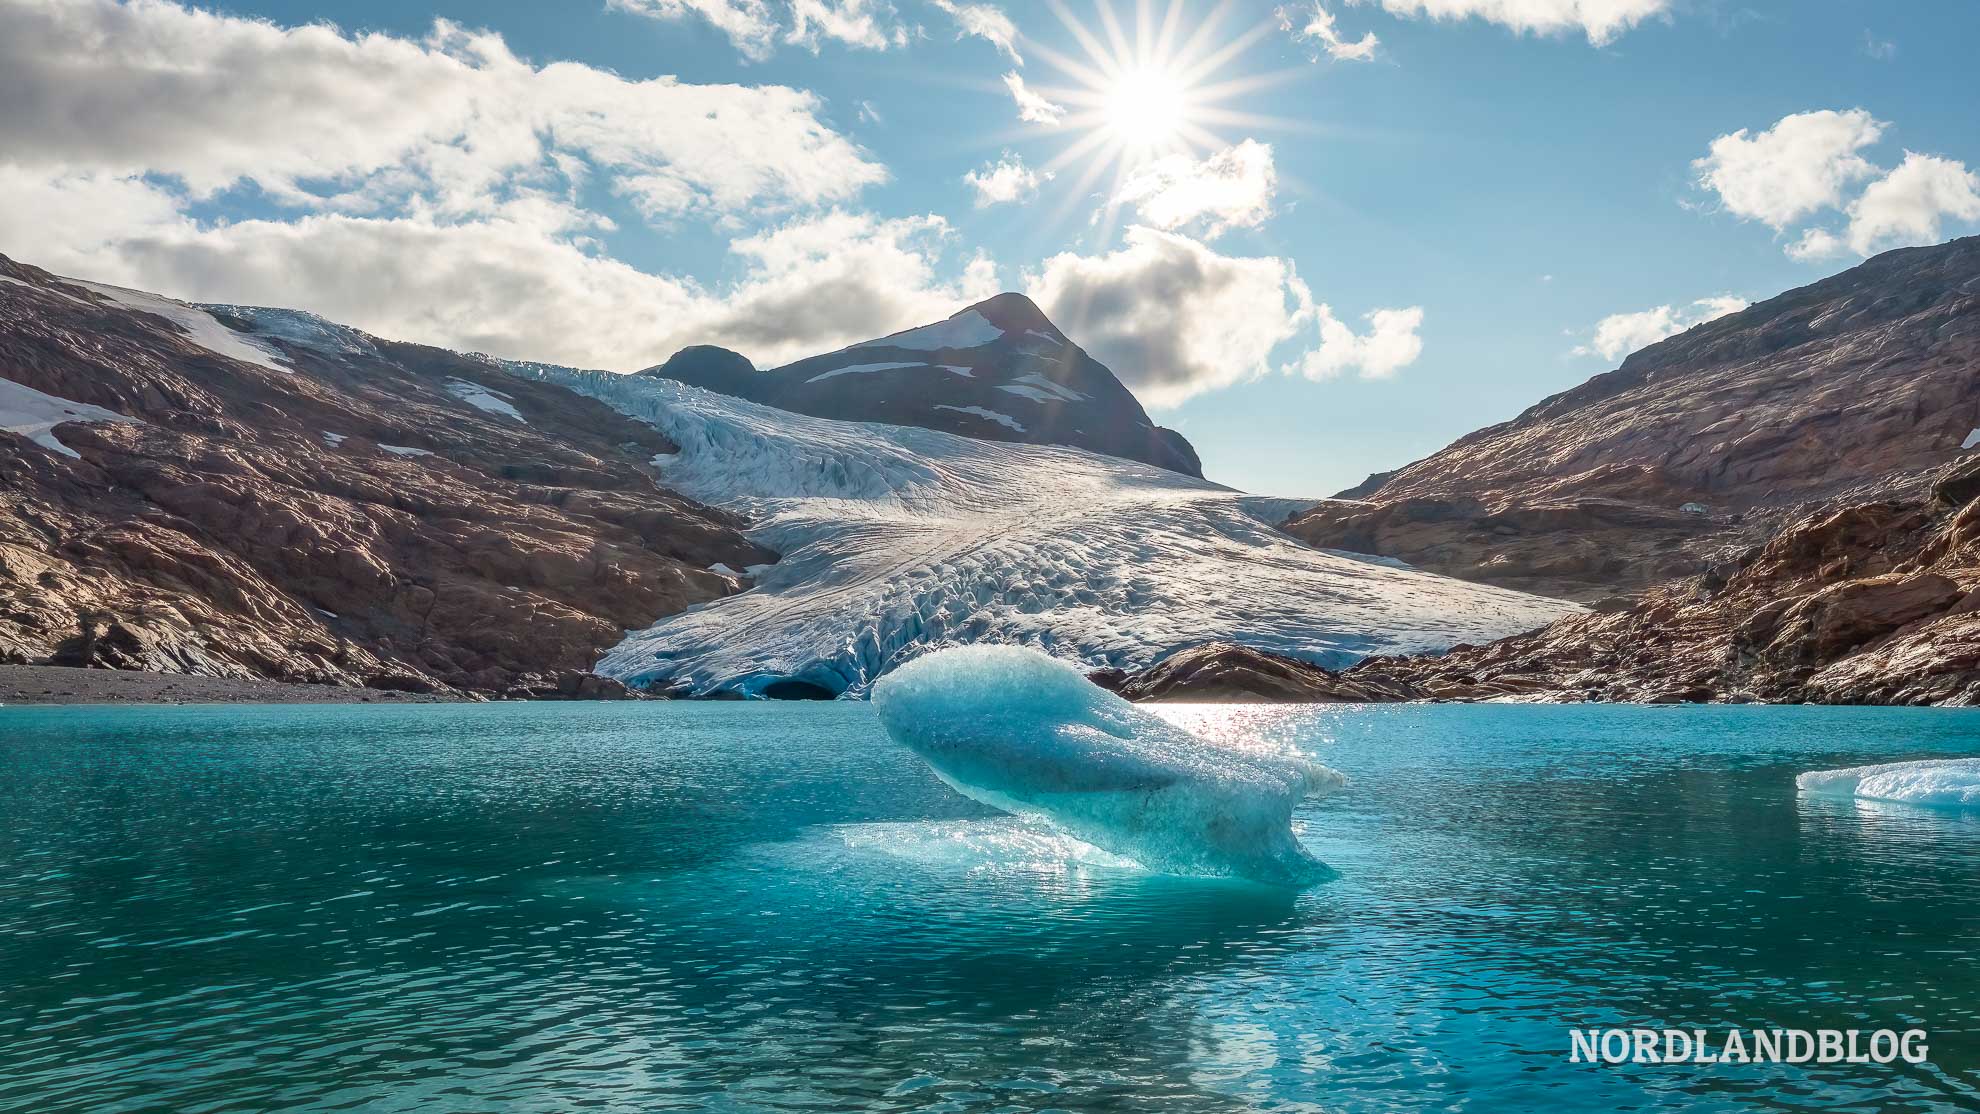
[963,292,1059,338]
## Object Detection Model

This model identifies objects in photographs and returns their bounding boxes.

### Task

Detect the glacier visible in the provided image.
[872,646,1345,886]
[1797,758,1980,808]
[507,365,1580,697]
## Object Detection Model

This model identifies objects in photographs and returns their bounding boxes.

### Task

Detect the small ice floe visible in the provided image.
[1796,758,1980,808]
[872,645,1345,887]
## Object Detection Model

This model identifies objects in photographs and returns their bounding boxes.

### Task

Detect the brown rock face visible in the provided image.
[0,256,773,697]
[1287,236,1980,602]
[1126,457,1980,706]
[1115,642,1413,703]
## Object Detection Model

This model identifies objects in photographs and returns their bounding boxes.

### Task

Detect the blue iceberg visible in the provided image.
[871,645,1345,886]
[1797,758,1980,808]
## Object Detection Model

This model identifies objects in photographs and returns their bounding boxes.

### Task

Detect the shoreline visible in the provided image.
[0,665,468,706]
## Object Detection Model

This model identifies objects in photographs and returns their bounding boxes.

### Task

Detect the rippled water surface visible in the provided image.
[5,701,1980,1111]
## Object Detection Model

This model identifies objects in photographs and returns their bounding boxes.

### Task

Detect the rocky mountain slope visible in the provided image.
[641,293,1203,477]
[1286,237,1980,602]
[1123,456,1980,706]
[0,256,769,697]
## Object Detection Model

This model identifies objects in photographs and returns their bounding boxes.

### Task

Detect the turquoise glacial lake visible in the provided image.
[4,701,1979,1111]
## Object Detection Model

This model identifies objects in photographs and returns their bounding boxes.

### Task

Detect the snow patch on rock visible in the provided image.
[805,361,928,384]
[206,305,379,361]
[934,404,1026,433]
[1009,372,1087,402]
[444,378,525,421]
[862,310,1004,352]
[995,383,1059,405]
[74,282,292,374]
[0,376,136,458]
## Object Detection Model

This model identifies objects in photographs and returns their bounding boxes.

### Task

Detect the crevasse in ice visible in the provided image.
[507,365,1580,698]
[871,645,1345,886]
[1797,758,1980,807]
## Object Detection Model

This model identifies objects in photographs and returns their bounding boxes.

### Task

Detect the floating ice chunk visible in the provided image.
[872,646,1345,886]
[1797,758,1980,808]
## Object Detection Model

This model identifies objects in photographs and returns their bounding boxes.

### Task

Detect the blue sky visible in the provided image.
[1,0,1976,494]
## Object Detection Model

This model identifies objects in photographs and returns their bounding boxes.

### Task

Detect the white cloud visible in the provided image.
[610,0,781,60]
[1285,3,1380,61]
[1692,109,1884,229]
[1784,227,1846,262]
[0,0,885,220]
[929,0,1021,63]
[1841,152,1980,257]
[694,211,1001,362]
[1028,226,1423,406]
[611,0,905,58]
[1003,71,1066,125]
[1571,296,1747,362]
[2,188,998,372]
[1691,108,1980,261]
[965,154,1049,207]
[1115,140,1277,238]
[1368,0,1670,46]
[787,0,907,52]
[1301,306,1424,380]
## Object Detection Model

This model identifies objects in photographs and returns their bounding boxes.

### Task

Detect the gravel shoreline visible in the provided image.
[0,665,468,706]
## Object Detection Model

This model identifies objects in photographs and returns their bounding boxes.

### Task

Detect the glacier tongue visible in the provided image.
[509,365,1581,697]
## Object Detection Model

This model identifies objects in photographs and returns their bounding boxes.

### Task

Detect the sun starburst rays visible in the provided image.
[988,0,1307,244]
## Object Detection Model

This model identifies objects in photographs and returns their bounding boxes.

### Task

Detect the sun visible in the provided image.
[1106,65,1188,148]
[1006,1,1302,236]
